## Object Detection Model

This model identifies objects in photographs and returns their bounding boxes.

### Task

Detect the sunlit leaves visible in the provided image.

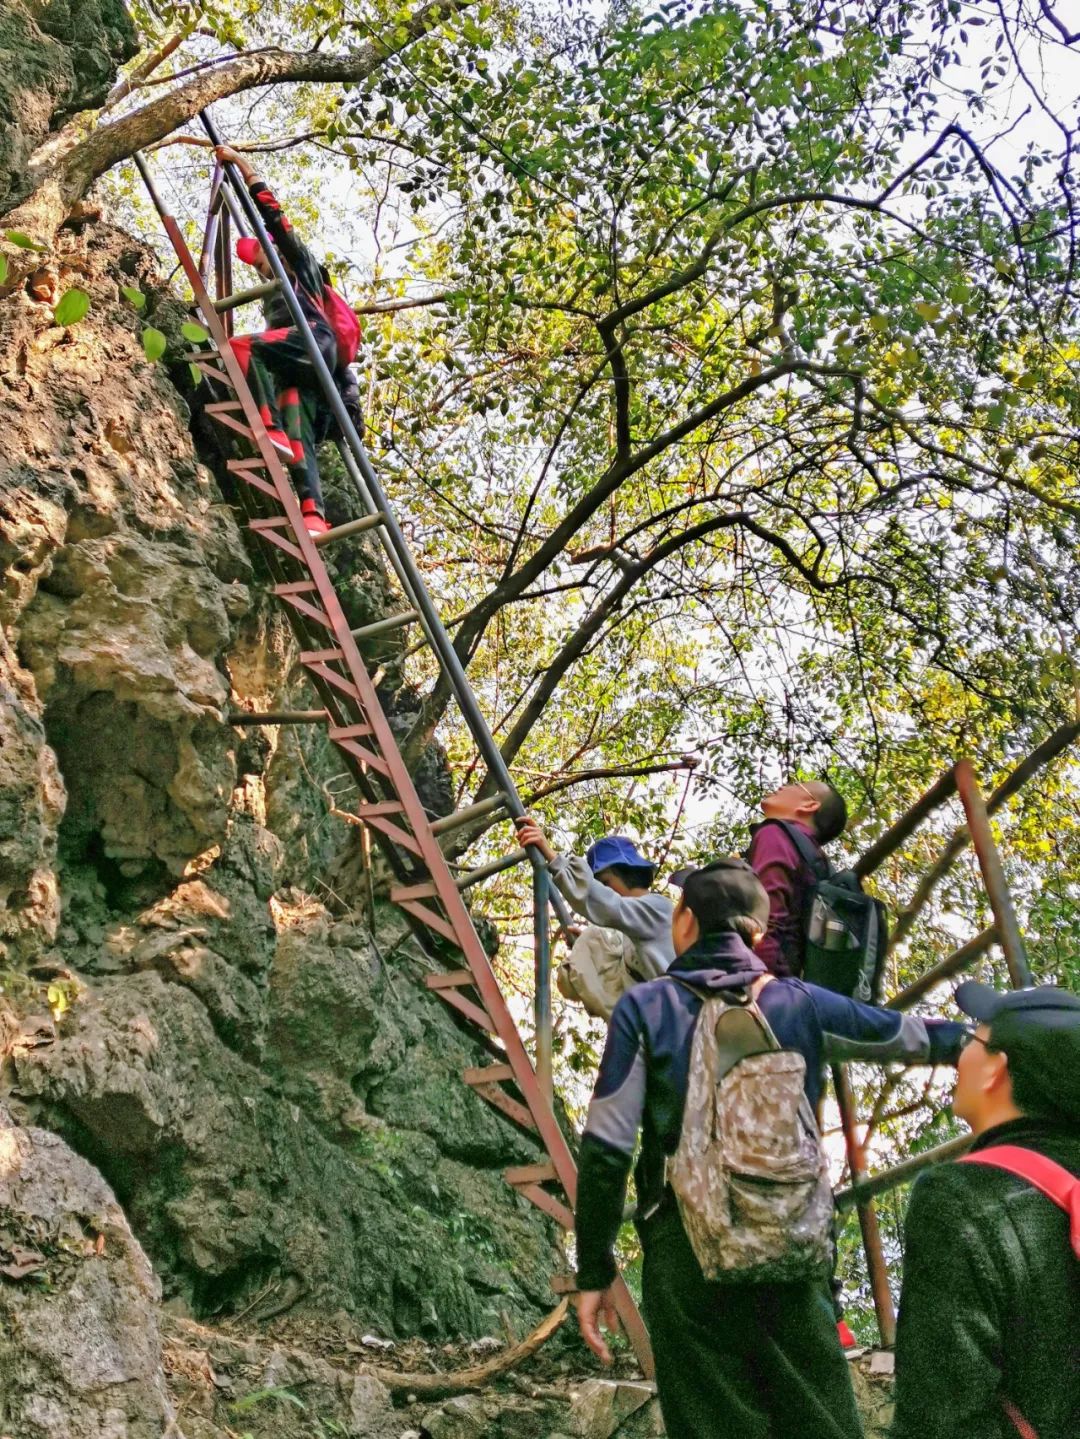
[141,326,167,361]
[53,288,91,326]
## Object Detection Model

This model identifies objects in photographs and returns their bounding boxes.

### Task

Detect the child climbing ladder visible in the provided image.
[212,144,361,536]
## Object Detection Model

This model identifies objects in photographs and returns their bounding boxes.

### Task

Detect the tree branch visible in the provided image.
[3,0,474,233]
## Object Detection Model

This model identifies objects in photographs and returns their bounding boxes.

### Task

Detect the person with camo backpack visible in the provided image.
[573,858,966,1439]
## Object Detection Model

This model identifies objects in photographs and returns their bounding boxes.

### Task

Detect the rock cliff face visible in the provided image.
[0,23,560,1418]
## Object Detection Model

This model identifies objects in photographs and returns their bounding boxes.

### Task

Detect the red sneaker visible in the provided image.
[265,427,295,463]
[836,1319,858,1350]
[300,499,332,536]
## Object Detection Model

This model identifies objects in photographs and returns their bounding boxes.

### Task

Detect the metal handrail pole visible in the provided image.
[195,111,573,929]
[833,1065,896,1345]
[534,865,553,1104]
[954,760,1032,987]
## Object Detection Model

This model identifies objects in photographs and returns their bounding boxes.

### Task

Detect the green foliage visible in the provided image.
[53,287,91,326]
[120,284,146,310]
[141,325,167,361]
[229,1386,306,1415]
[3,229,47,251]
[0,253,7,285]
[181,319,209,343]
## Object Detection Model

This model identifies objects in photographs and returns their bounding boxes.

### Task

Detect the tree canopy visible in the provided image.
[7,0,1078,978]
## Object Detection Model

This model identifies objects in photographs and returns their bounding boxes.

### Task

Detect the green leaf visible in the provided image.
[181,320,209,343]
[141,326,167,362]
[0,254,7,285]
[121,285,146,311]
[188,363,203,387]
[53,287,91,327]
[4,230,47,251]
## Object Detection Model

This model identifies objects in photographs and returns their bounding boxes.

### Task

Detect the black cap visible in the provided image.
[669,858,770,936]
[956,981,1080,1123]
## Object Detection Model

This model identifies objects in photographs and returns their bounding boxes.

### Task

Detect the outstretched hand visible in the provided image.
[576,1288,619,1365]
[514,815,557,863]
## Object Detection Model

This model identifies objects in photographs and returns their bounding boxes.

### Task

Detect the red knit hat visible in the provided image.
[236,236,264,266]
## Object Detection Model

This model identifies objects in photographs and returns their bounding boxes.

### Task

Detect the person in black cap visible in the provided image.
[893,980,1080,1439]
[573,858,965,1439]
[514,817,674,980]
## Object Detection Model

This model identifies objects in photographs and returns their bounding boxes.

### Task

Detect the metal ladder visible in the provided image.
[133,112,653,1374]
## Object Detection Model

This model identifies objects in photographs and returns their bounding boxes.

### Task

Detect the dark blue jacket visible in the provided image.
[575,931,966,1290]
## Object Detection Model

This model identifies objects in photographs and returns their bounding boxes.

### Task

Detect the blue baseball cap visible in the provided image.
[585,835,656,877]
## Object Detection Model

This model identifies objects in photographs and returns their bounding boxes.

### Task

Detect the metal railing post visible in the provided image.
[833,1065,897,1346]
[533,865,552,1103]
[953,760,1032,987]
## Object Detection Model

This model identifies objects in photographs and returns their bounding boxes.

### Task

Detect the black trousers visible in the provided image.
[640,1201,864,1439]
[245,324,337,512]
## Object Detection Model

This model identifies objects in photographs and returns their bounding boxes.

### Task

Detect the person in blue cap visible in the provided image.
[893,980,1080,1439]
[514,817,674,980]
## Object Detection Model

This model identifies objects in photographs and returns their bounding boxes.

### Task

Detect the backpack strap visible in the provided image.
[756,819,831,881]
[960,1145,1080,1259]
[1002,1400,1039,1439]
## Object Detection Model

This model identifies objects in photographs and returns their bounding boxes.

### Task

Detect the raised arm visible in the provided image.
[809,983,966,1067]
[214,145,323,296]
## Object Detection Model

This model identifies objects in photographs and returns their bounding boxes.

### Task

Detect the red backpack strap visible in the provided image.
[1002,1398,1039,1439]
[959,1144,1080,1259]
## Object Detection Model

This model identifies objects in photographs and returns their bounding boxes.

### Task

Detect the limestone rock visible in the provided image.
[0,635,64,964]
[421,1393,487,1439]
[0,1103,176,1437]
[568,1378,656,1438]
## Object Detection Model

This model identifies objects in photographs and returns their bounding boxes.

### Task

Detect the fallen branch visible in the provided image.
[366,1297,569,1396]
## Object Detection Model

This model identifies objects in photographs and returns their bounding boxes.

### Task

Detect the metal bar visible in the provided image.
[228,709,328,727]
[890,722,1080,951]
[217,197,234,339]
[854,770,958,879]
[835,1134,973,1212]
[953,760,1032,986]
[311,513,386,547]
[212,279,281,313]
[832,1065,896,1346]
[197,108,573,934]
[197,161,223,287]
[430,794,508,836]
[887,926,996,1011]
[534,864,552,1104]
[454,848,528,891]
[350,609,420,643]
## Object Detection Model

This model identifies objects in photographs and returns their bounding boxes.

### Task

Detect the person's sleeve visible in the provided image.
[246,177,324,295]
[808,983,966,1066]
[575,994,646,1291]
[747,825,800,976]
[892,1170,1004,1439]
[548,855,670,945]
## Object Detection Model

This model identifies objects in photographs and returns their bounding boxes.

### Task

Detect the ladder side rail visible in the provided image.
[198,110,572,928]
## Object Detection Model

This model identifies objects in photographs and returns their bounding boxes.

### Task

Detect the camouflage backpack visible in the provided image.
[666,978,834,1284]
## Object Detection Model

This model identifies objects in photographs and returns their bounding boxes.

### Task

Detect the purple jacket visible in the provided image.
[746,819,823,977]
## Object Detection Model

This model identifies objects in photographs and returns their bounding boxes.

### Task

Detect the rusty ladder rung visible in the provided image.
[311,513,386,548]
[430,793,510,836]
[211,279,281,312]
